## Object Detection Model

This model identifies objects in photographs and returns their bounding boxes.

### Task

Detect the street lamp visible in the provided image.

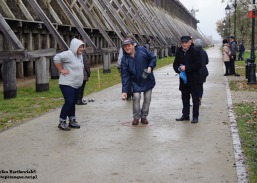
[247,0,257,84]
[225,4,231,38]
[233,0,237,39]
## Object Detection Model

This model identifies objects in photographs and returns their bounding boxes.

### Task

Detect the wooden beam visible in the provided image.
[56,0,96,48]
[73,3,92,28]
[25,0,68,51]
[26,48,56,58]
[43,1,63,24]
[0,13,24,49]
[110,0,145,43]
[133,0,168,45]
[0,48,56,60]
[17,0,34,21]
[0,49,25,60]
[77,0,116,47]
[0,0,15,19]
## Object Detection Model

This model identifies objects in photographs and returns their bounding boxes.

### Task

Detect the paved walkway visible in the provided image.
[0,45,246,183]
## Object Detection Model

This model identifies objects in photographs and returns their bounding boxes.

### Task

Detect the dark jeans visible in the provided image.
[181,86,199,118]
[199,84,203,98]
[230,55,236,74]
[224,62,230,74]
[59,85,79,121]
[77,81,86,102]
[238,52,244,61]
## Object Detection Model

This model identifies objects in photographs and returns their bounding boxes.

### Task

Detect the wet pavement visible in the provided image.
[0,45,245,183]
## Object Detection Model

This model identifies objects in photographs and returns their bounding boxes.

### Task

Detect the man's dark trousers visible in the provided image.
[181,86,199,118]
[230,55,236,75]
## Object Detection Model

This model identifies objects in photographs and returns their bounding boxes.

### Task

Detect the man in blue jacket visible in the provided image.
[121,38,157,125]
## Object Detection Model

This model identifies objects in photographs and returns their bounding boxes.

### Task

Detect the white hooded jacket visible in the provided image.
[54,38,84,88]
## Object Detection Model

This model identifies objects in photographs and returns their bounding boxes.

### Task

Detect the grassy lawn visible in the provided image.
[231,50,257,182]
[0,56,174,131]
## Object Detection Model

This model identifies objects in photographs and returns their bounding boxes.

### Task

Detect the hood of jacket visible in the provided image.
[69,38,84,55]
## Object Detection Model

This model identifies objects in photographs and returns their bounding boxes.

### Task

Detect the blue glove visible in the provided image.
[179,71,187,84]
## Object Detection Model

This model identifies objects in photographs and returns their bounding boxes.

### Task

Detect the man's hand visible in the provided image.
[147,67,152,73]
[121,93,127,100]
[179,65,185,71]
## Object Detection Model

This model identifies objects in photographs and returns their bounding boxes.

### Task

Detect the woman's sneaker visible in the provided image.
[69,119,80,129]
[58,121,71,131]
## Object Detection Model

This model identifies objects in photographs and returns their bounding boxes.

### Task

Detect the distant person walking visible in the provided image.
[173,36,201,123]
[222,39,231,76]
[238,42,245,61]
[194,39,209,105]
[121,38,157,125]
[229,36,240,76]
[144,38,151,51]
[54,38,84,131]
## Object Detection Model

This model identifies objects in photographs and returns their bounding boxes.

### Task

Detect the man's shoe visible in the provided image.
[234,73,240,76]
[176,116,190,121]
[191,117,198,123]
[224,73,229,76]
[132,119,139,125]
[58,121,71,131]
[76,100,87,105]
[69,120,80,128]
[141,118,148,124]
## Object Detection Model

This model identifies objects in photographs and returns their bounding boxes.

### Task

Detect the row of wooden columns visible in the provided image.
[1,46,170,99]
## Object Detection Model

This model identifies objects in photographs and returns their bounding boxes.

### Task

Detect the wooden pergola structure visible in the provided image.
[0,0,206,99]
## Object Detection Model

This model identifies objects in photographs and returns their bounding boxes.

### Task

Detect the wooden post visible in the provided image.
[50,57,59,79]
[16,60,24,78]
[164,48,168,57]
[154,48,158,57]
[2,59,17,99]
[35,57,49,92]
[103,53,111,73]
[159,48,164,58]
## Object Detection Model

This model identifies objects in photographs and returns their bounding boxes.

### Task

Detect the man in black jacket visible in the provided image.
[173,36,202,123]
[76,50,91,105]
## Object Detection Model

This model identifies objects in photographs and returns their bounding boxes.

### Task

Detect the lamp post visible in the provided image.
[248,0,257,84]
[233,0,237,39]
[225,4,231,38]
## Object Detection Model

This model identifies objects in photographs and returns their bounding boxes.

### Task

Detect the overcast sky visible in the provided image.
[179,0,226,40]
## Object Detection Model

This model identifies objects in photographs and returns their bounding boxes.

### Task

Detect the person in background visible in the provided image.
[117,39,138,101]
[171,44,177,57]
[144,38,151,51]
[121,38,157,125]
[173,36,201,123]
[194,39,209,105]
[229,36,240,76]
[238,41,245,61]
[190,36,194,47]
[222,39,231,76]
[76,49,91,105]
[54,38,84,131]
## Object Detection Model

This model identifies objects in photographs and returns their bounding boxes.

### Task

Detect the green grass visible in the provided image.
[231,50,257,182]
[234,103,257,183]
[0,56,174,131]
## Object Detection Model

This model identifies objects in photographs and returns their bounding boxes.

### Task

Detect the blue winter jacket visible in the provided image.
[121,46,157,93]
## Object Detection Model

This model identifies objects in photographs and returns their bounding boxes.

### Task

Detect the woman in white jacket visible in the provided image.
[54,38,84,131]
[222,39,231,76]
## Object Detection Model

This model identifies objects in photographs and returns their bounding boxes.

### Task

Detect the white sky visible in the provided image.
[179,0,226,40]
